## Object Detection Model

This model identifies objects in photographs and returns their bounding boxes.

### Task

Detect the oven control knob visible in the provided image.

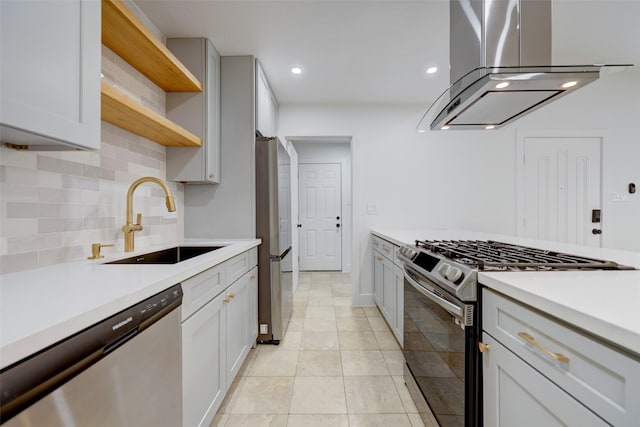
[446,267,464,283]
[437,264,450,277]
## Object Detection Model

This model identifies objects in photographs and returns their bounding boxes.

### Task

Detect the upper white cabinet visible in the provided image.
[0,0,100,150]
[166,38,221,184]
[255,60,278,137]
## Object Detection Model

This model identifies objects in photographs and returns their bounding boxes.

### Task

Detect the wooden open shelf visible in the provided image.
[101,82,202,147]
[102,0,202,92]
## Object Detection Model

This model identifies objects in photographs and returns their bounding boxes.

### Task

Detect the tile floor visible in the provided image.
[211,272,429,427]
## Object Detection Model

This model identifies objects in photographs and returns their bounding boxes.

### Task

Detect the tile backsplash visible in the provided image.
[0,46,184,274]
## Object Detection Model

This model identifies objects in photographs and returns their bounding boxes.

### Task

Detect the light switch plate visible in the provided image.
[367,203,378,215]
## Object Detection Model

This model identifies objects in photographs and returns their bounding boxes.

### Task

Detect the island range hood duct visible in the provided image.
[418,0,632,131]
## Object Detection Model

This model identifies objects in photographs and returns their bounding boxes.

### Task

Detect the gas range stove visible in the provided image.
[398,239,634,302]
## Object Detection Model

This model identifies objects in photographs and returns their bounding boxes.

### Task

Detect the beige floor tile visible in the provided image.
[381,349,405,375]
[303,317,337,332]
[367,316,391,331]
[308,287,332,297]
[337,317,372,332]
[300,331,340,350]
[341,350,389,376]
[335,306,367,318]
[344,376,405,413]
[296,350,343,376]
[348,414,412,427]
[338,330,379,350]
[237,349,258,377]
[224,414,288,427]
[287,414,349,427]
[374,329,400,349]
[287,318,304,332]
[289,377,347,414]
[304,306,336,319]
[208,413,228,427]
[291,306,306,319]
[364,306,382,318]
[333,297,352,306]
[277,331,302,350]
[306,296,334,306]
[408,412,433,427]
[249,350,299,376]
[331,286,351,297]
[231,377,293,414]
[218,376,246,414]
[392,376,419,414]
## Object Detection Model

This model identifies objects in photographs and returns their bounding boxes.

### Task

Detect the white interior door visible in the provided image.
[522,137,602,247]
[299,163,342,271]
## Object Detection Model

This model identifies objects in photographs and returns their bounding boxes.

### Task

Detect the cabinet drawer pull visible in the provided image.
[250,274,256,279]
[376,256,383,261]
[228,292,235,298]
[383,247,391,253]
[223,297,231,303]
[478,342,491,353]
[518,332,570,363]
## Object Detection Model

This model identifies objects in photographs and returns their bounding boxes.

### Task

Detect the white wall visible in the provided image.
[278,0,640,305]
[292,141,353,273]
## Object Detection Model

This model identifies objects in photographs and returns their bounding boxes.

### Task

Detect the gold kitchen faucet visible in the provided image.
[122,177,176,252]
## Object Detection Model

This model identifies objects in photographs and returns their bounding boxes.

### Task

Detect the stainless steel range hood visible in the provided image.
[418,0,632,131]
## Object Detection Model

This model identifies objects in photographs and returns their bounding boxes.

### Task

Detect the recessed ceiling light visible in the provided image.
[426,67,438,74]
[485,125,495,130]
[495,82,509,89]
[562,81,578,88]
[441,125,450,130]
[291,67,302,75]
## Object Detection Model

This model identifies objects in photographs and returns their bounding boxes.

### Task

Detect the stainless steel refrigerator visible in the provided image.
[255,137,293,344]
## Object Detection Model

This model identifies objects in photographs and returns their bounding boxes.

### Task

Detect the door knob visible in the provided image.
[297,224,302,228]
[336,216,340,220]
[336,224,341,228]
[592,228,602,235]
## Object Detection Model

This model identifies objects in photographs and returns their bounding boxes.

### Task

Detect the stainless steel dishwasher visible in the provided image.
[0,284,182,427]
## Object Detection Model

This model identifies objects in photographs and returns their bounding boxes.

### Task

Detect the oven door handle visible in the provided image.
[403,265,464,319]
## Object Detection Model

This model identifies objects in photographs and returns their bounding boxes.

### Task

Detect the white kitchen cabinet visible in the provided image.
[225,271,249,381]
[247,266,258,347]
[371,234,403,345]
[482,333,608,427]
[255,60,278,137]
[166,38,221,183]
[181,247,259,427]
[482,288,640,427]
[0,0,100,150]
[182,292,226,427]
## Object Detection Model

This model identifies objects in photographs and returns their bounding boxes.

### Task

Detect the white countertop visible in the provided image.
[372,229,640,355]
[0,239,260,369]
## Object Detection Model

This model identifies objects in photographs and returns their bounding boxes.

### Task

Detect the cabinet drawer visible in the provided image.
[483,289,640,427]
[226,251,250,284]
[249,247,258,267]
[182,263,226,321]
[372,235,383,251]
[372,235,398,263]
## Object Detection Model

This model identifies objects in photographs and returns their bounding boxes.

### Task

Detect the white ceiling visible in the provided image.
[136,0,451,106]
[136,0,640,107]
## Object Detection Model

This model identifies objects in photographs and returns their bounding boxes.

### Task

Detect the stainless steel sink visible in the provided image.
[105,246,225,264]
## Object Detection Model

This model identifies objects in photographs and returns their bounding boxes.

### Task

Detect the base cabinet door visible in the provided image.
[373,252,383,306]
[247,266,258,347]
[482,333,608,427]
[182,294,226,427]
[380,257,395,325]
[225,272,249,382]
[393,265,404,346]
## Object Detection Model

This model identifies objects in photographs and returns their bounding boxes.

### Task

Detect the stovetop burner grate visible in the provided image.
[414,240,633,271]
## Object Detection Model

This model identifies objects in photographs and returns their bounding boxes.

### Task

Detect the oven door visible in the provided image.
[403,264,478,427]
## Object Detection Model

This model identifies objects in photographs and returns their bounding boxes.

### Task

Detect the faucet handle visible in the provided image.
[135,212,142,225]
[88,242,114,259]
